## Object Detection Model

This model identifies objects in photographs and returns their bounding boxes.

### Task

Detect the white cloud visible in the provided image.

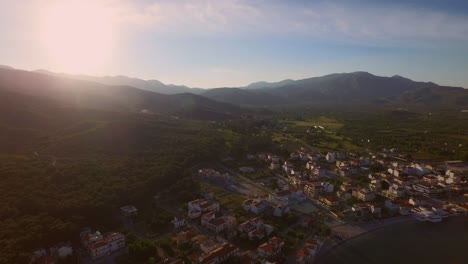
[111,0,468,45]
[3,0,467,46]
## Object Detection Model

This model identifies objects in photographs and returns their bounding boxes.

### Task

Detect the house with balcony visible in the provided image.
[191,243,240,264]
[188,199,220,218]
[352,189,375,202]
[320,196,339,207]
[242,198,271,215]
[269,190,291,207]
[257,236,285,260]
[80,229,125,260]
[271,201,291,217]
[201,213,236,234]
[176,229,198,246]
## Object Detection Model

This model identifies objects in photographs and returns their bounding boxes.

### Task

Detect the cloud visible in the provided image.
[112,0,468,45]
[4,0,467,46]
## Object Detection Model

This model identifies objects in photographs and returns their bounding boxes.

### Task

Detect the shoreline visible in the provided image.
[315,214,465,263]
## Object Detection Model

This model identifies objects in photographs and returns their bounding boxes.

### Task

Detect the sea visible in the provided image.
[318,216,468,264]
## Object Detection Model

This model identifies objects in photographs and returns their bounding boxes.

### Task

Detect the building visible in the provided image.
[412,183,444,197]
[31,242,73,264]
[326,152,336,163]
[243,198,270,215]
[191,243,240,264]
[188,199,220,218]
[289,187,307,201]
[54,242,73,259]
[369,204,382,216]
[176,230,198,246]
[304,182,323,199]
[296,239,320,263]
[352,189,375,202]
[360,157,370,166]
[198,169,231,183]
[80,229,125,260]
[423,175,438,185]
[271,201,291,217]
[296,249,312,264]
[201,213,236,234]
[269,190,291,207]
[238,217,274,240]
[283,162,295,174]
[172,217,186,229]
[200,239,221,254]
[270,161,281,170]
[384,200,400,212]
[120,205,138,216]
[383,183,405,198]
[290,152,300,160]
[320,196,339,207]
[257,236,285,260]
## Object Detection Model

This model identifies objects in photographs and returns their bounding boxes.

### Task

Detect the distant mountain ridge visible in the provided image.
[245,79,295,89]
[34,69,205,95]
[204,71,467,109]
[0,68,240,120]
[2,65,467,109]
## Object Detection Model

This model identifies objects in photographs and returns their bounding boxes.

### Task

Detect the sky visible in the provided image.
[1,0,468,88]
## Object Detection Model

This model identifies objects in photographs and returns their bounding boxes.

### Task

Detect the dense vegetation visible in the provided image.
[271,109,468,161]
[0,96,263,263]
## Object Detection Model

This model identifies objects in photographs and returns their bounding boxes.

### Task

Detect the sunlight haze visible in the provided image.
[1,0,468,88]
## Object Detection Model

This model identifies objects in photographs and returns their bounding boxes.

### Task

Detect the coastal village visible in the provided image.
[30,145,468,264]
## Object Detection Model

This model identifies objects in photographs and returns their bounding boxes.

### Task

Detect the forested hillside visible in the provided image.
[0,89,267,263]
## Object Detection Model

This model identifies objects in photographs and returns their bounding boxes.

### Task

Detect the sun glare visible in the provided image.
[39,1,116,73]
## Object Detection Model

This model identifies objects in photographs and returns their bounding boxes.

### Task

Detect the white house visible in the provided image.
[171,217,186,229]
[201,213,237,234]
[243,198,270,215]
[270,161,281,170]
[120,205,138,217]
[55,243,73,259]
[360,157,370,166]
[81,230,125,260]
[239,217,275,240]
[386,183,405,198]
[321,182,334,193]
[326,152,336,163]
[269,190,291,207]
[369,204,382,216]
[353,189,375,202]
[271,202,291,217]
[384,200,399,211]
[200,239,220,254]
[188,199,220,214]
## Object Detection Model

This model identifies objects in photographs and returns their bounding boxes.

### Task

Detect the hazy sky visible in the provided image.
[1,0,468,88]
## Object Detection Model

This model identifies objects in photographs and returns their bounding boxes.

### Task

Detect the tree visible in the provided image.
[269,178,279,190]
[369,162,385,173]
[128,238,158,262]
[318,224,331,236]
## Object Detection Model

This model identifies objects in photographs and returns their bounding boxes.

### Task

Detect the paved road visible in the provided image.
[217,162,272,194]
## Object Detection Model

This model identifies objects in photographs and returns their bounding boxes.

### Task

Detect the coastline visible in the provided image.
[315,214,466,263]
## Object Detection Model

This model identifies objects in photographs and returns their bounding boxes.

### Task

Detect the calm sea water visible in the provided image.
[319,216,468,264]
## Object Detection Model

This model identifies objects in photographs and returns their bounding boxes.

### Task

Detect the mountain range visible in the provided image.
[0,67,240,120]
[1,65,467,114]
